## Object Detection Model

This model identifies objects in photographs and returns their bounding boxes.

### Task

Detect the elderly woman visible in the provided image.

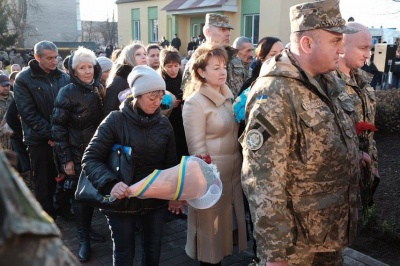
[103,43,147,117]
[182,43,247,265]
[82,65,177,265]
[51,47,104,262]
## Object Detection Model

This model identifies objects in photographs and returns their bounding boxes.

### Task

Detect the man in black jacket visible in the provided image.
[171,34,181,51]
[13,40,71,220]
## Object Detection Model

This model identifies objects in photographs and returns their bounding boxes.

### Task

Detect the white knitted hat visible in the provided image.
[96,56,113,72]
[128,65,166,97]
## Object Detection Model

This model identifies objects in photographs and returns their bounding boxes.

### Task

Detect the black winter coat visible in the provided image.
[13,60,70,145]
[161,70,188,159]
[103,64,132,117]
[82,97,177,214]
[51,55,104,173]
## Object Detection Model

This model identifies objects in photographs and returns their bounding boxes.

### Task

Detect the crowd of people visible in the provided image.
[0,0,385,265]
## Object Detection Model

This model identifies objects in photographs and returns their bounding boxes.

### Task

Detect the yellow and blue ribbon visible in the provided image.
[173,156,188,200]
[132,169,161,197]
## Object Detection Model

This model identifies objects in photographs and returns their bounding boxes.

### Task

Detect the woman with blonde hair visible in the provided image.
[103,43,147,116]
[182,43,247,265]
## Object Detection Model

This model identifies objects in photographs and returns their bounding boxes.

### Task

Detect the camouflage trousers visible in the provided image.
[0,235,78,265]
[285,233,343,266]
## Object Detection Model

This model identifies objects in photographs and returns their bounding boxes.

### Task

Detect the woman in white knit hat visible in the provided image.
[96,56,113,88]
[82,65,178,266]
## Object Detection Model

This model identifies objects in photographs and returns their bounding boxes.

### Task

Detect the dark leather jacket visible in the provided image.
[82,97,177,214]
[13,60,70,145]
[51,54,104,173]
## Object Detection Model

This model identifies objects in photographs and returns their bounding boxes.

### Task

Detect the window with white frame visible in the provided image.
[150,19,158,43]
[244,14,260,44]
[192,24,199,38]
[133,20,140,41]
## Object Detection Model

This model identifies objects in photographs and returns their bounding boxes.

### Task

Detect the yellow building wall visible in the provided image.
[260,0,304,45]
[117,0,305,48]
[117,0,170,46]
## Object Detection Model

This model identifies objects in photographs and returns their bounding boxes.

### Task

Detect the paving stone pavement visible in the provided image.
[56,209,388,266]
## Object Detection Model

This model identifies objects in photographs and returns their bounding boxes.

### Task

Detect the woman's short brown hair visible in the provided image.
[160,47,181,69]
[190,43,227,83]
[183,43,228,99]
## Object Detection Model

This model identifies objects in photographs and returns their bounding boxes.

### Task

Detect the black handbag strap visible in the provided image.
[116,112,130,179]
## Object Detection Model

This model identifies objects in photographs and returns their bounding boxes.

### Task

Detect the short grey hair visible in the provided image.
[34,40,58,56]
[232,37,252,50]
[71,46,96,70]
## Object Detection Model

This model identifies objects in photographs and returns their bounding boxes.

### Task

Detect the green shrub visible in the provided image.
[375,90,400,134]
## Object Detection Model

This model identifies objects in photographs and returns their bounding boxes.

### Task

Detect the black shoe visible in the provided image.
[89,230,106,243]
[78,240,90,262]
[58,211,75,222]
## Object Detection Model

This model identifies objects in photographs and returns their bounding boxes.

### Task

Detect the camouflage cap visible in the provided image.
[205,13,234,30]
[290,0,358,34]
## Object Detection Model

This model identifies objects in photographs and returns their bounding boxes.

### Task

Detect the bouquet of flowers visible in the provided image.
[124,156,222,209]
[232,88,250,123]
[355,121,378,218]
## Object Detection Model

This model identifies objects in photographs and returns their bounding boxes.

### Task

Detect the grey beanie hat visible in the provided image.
[128,65,166,97]
[96,56,113,72]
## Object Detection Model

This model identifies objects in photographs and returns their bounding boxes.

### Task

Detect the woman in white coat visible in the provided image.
[182,43,247,265]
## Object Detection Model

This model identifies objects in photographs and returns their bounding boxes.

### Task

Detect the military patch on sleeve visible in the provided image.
[246,129,264,151]
[256,94,268,103]
[245,110,278,151]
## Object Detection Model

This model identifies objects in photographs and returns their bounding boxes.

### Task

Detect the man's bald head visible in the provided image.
[343,22,371,45]
[340,22,372,72]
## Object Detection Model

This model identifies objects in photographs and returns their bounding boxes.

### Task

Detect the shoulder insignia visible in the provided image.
[256,94,268,103]
[246,129,264,151]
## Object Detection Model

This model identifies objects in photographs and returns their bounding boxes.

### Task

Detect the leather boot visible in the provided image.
[73,199,94,262]
[78,229,91,262]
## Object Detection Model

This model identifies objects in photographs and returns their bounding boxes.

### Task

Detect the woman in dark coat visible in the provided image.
[82,65,178,266]
[159,47,188,159]
[51,47,104,262]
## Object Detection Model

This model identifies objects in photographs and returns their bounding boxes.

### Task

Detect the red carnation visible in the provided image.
[195,153,212,164]
[55,173,66,182]
[355,122,377,136]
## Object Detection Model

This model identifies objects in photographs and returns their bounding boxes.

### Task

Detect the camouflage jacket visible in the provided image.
[241,49,360,263]
[336,68,378,176]
[180,45,238,92]
[227,57,252,98]
[0,151,78,265]
[0,92,14,150]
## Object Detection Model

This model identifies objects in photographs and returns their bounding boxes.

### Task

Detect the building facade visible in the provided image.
[115,0,304,54]
[23,0,80,48]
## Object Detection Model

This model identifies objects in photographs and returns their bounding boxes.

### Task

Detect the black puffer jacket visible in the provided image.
[82,97,177,214]
[13,60,70,145]
[51,54,104,173]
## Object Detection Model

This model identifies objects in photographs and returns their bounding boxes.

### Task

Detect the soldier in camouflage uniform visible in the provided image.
[181,13,237,92]
[0,74,13,150]
[336,22,380,206]
[241,0,365,265]
[228,37,254,97]
[0,149,78,265]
